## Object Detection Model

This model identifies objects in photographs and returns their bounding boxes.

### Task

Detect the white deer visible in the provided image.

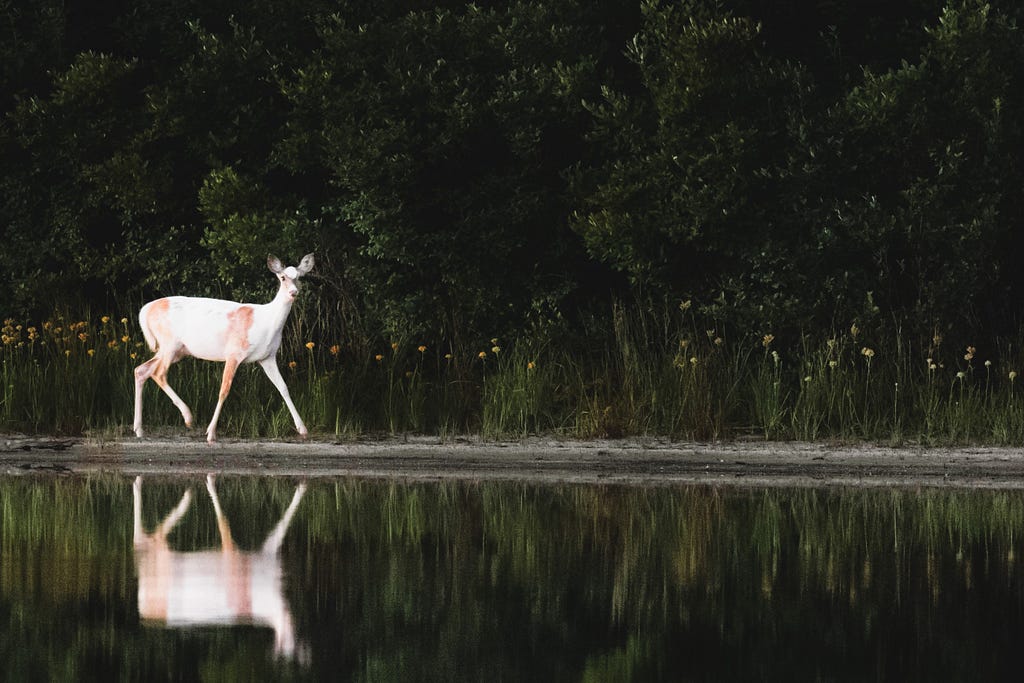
[132,474,308,659]
[133,254,314,442]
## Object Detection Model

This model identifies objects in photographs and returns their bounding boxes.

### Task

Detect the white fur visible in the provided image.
[133,253,314,442]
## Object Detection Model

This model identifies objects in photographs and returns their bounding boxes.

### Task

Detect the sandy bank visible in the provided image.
[5,434,1024,489]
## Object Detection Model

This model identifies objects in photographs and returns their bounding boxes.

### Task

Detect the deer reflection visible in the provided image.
[132,474,307,658]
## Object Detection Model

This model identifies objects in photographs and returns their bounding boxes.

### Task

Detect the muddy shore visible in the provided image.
[5,434,1024,488]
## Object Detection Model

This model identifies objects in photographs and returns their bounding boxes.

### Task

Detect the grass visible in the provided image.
[6,306,1024,445]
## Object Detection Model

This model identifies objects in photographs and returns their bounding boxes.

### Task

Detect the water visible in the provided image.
[2,474,1024,681]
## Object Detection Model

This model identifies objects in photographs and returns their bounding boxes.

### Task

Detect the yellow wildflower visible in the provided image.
[762,334,774,348]
[288,361,297,369]
[527,361,535,370]
[391,342,399,351]
[305,341,315,350]
[491,346,501,354]
[417,345,427,353]
[87,349,95,357]
[122,335,130,343]
[78,332,88,342]
[375,354,384,362]
[1011,371,1018,381]
[329,345,341,356]
[101,316,110,324]
[478,351,487,359]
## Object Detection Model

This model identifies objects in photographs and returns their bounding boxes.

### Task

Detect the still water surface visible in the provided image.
[2,474,1024,680]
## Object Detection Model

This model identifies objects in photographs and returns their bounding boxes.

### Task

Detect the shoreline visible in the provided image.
[5,434,1024,488]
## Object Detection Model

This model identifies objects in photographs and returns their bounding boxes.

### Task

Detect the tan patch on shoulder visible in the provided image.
[225,306,254,353]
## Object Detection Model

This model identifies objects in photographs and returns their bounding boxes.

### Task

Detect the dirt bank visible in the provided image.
[5,434,1024,488]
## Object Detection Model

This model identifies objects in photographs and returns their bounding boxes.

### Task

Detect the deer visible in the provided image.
[132,474,308,659]
[133,254,314,442]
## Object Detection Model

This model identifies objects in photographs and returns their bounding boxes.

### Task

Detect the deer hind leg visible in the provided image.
[134,352,193,438]
[206,357,240,443]
[133,475,193,546]
[259,357,308,439]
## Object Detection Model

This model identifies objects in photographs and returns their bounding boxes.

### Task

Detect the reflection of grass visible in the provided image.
[10,307,1024,444]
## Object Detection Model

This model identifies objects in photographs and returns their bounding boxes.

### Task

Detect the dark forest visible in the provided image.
[5,1,1024,440]
[5,0,1021,341]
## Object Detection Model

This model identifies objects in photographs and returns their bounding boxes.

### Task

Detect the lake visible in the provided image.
[2,473,1023,680]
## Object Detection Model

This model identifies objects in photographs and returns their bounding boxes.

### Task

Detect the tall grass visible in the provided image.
[6,308,1024,444]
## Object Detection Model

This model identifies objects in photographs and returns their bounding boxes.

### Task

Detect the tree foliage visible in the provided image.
[3,0,1024,345]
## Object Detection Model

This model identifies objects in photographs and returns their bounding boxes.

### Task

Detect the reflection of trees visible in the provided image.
[3,476,1024,679]
[298,481,1024,680]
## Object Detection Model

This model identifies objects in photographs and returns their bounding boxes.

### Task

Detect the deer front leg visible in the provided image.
[260,481,308,555]
[206,358,240,443]
[206,474,236,552]
[258,357,308,439]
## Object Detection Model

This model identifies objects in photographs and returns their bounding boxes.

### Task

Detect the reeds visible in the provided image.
[5,307,1024,444]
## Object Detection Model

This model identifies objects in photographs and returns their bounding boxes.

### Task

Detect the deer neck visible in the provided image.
[265,285,297,327]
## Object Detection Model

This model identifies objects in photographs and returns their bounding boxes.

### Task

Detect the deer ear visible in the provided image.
[268,256,284,274]
[296,253,315,276]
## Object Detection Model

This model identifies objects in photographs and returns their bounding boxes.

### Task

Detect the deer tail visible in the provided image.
[138,302,159,352]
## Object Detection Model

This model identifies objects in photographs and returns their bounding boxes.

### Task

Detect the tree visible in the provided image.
[572,0,814,330]
[274,2,607,342]
[826,1,1024,333]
